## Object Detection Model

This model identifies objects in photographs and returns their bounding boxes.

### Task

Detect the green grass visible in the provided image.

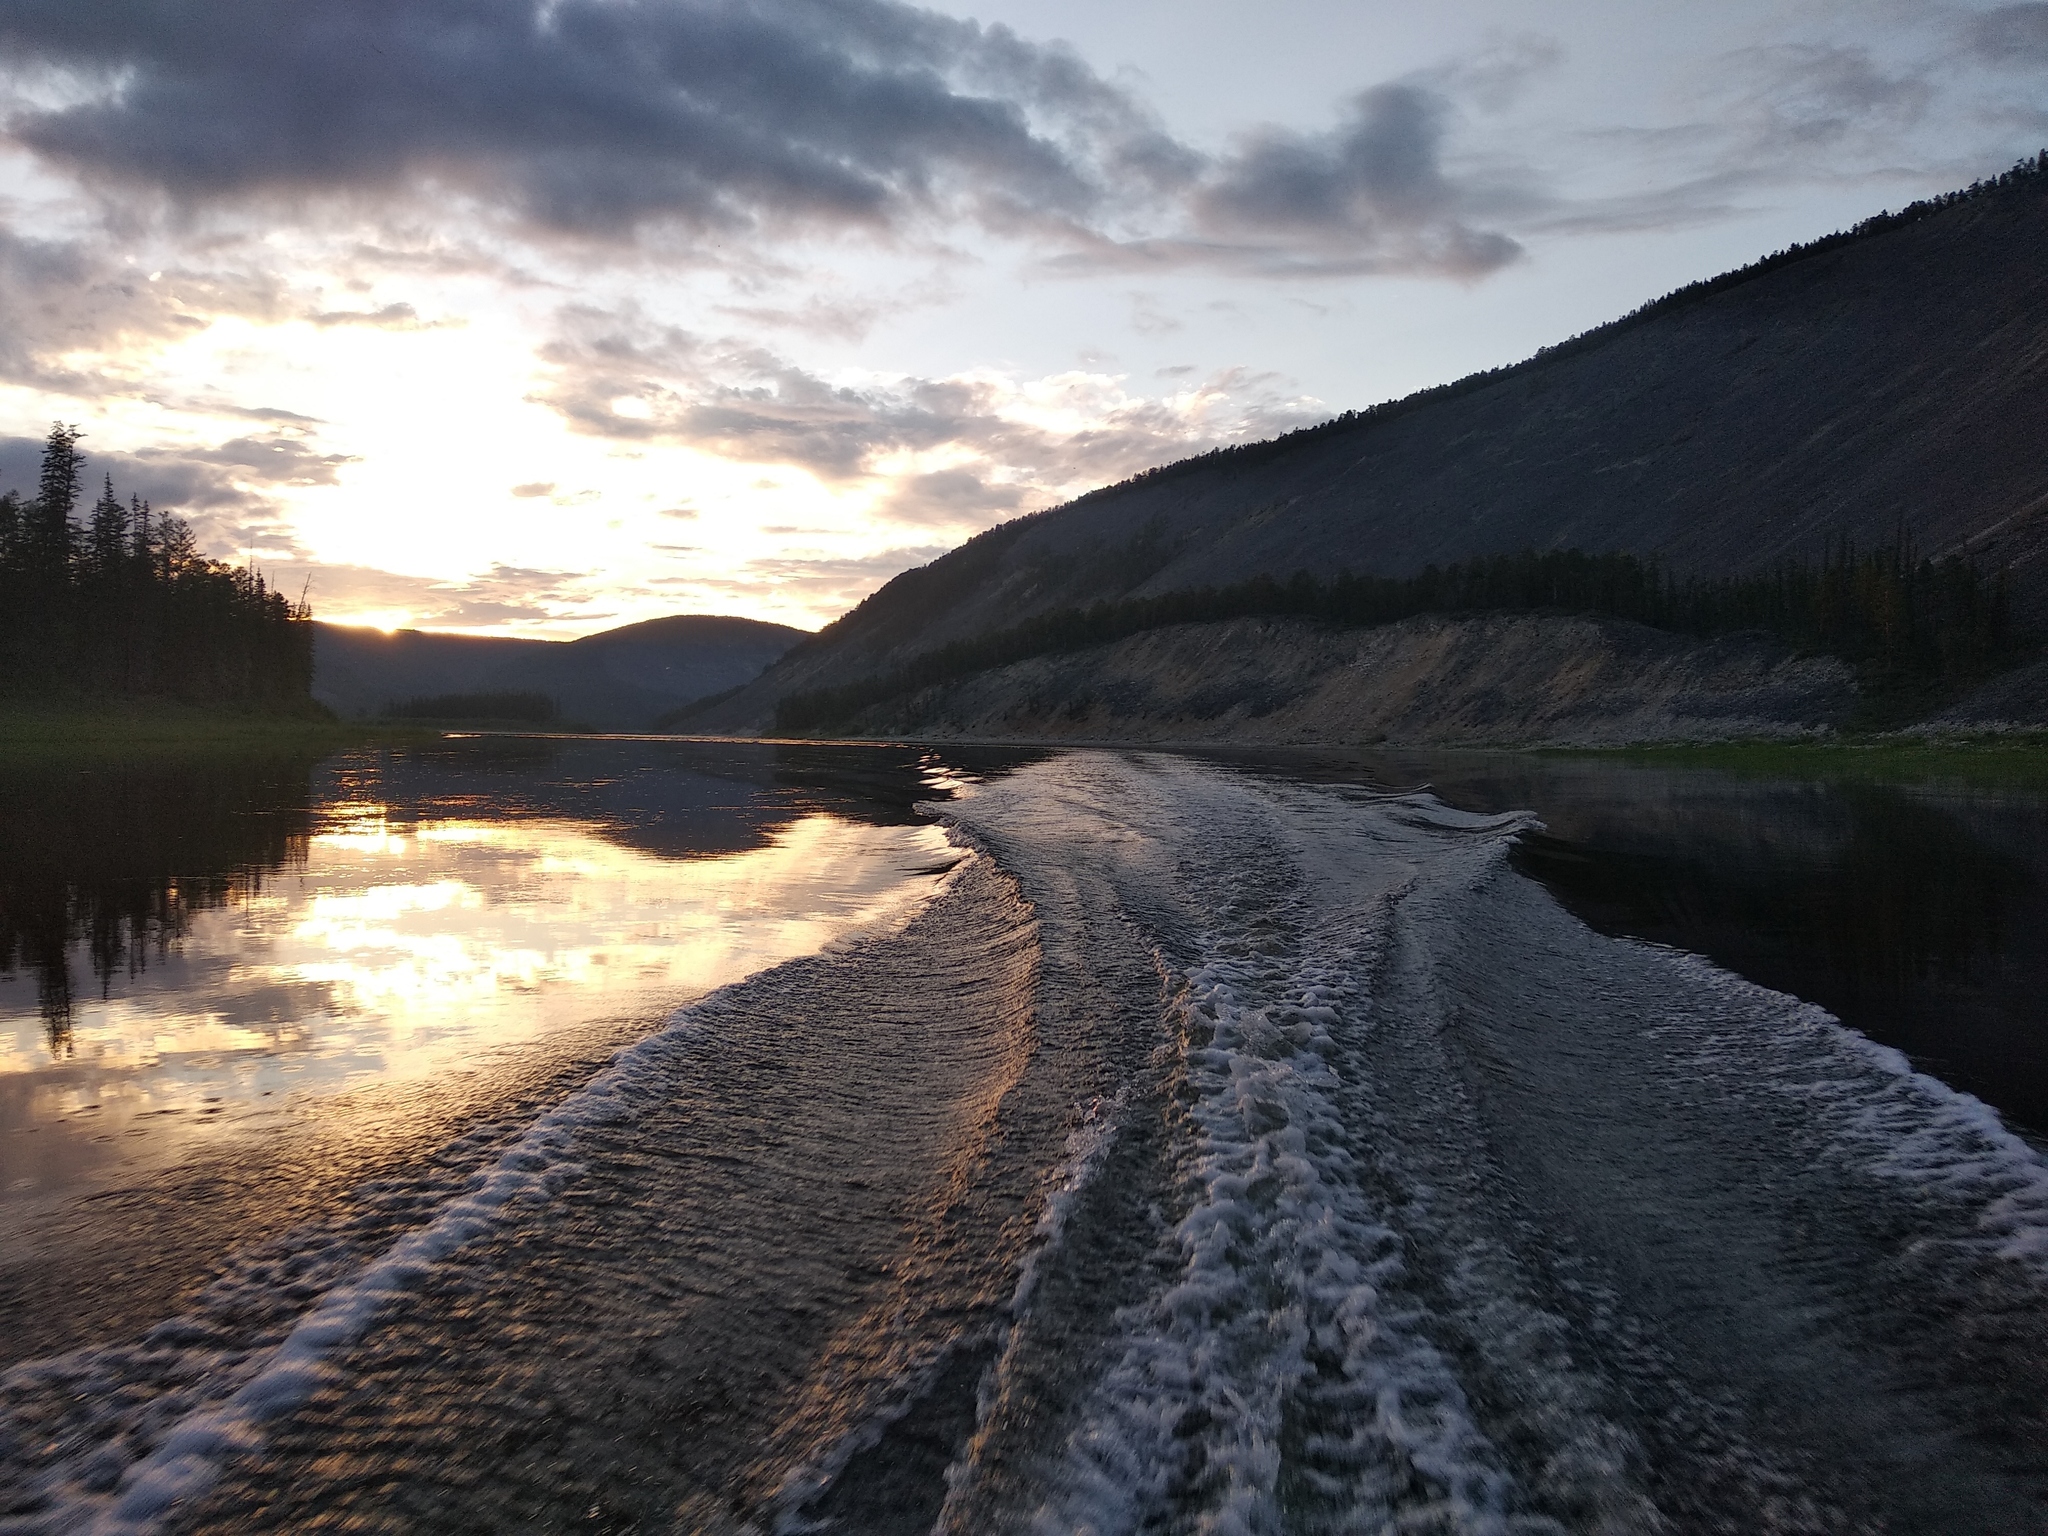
[1553,733,2048,791]
[0,699,433,759]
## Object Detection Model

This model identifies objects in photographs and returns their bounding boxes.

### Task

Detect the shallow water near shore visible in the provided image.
[3,737,2045,1532]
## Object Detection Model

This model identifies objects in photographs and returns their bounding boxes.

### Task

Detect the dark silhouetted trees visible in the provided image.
[0,423,315,707]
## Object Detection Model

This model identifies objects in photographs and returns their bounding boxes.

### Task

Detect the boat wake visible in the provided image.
[4,752,2045,1533]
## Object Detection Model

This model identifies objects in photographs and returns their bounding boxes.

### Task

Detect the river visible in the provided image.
[2,738,2043,1533]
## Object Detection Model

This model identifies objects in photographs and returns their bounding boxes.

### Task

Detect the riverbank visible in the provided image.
[0,700,432,758]
[1557,732,2048,790]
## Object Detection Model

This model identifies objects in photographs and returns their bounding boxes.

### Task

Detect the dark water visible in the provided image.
[3,738,2046,1534]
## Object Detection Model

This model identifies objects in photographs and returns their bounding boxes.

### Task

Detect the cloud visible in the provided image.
[0,427,352,561]
[177,435,357,486]
[1430,32,1565,114]
[1728,44,1933,152]
[0,225,285,390]
[306,301,450,330]
[1969,5,2048,65]
[531,304,966,476]
[530,304,1328,517]
[0,0,1187,244]
[880,467,1023,528]
[669,546,952,618]
[268,558,595,629]
[1195,83,1521,275]
[0,2,1545,287]
[1042,83,1525,279]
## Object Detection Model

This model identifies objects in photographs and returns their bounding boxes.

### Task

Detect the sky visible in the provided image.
[0,0,2042,637]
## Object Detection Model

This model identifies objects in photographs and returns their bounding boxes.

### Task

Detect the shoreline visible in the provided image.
[0,700,434,758]
[653,726,2048,790]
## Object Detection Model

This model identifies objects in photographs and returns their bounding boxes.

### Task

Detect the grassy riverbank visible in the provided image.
[0,700,431,758]
[1558,733,2048,790]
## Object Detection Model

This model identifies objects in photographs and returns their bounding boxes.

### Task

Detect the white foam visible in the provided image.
[964,765,1567,1534]
[1659,950,2048,1271]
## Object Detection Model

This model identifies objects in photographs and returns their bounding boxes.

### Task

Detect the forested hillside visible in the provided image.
[0,425,313,708]
[695,156,2048,734]
[315,613,804,729]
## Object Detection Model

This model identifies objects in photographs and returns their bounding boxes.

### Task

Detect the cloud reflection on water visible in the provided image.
[0,806,952,1194]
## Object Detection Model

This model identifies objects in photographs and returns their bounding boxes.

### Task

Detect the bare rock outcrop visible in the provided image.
[833,613,1856,747]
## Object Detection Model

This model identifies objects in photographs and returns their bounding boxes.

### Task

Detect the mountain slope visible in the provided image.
[816,613,1858,748]
[315,614,805,728]
[694,161,2048,733]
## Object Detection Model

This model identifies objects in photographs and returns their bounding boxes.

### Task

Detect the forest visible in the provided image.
[0,423,315,707]
[775,544,2014,733]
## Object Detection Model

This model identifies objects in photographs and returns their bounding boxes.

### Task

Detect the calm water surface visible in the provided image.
[0,739,985,1200]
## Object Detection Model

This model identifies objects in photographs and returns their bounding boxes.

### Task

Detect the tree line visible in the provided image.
[0,423,314,706]
[774,543,2013,733]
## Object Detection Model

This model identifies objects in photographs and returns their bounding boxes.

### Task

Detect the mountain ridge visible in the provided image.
[315,613,805,729]
[688,157,2048,736]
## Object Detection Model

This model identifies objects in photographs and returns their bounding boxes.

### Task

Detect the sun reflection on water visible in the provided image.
[0,809,954,1192]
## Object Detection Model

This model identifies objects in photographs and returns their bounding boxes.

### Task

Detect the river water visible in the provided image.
[2,739,2044,1533]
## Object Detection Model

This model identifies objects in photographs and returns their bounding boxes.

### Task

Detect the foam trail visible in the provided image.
[80,1008,676,1533]
[929,755,2048,1534]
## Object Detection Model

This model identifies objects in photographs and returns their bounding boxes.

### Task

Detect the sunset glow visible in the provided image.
[0,0,2041,635]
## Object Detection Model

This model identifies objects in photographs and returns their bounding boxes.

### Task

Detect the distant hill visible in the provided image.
[692,158,2048,735]
[315,614,806,729]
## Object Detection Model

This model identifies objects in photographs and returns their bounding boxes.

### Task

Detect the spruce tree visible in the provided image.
[29,422,84,572]
[87,475,128,576]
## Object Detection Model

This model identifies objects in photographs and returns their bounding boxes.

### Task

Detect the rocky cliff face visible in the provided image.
[823,614,1857,748]
[693,168,2048,737]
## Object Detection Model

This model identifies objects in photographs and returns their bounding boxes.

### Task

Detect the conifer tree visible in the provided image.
[28,422,84,572]
[0,422,315,707]
[87,475,128,576]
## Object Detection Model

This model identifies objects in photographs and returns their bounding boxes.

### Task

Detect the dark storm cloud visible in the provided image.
[0,1,1534,281]
[0,0,1187,240]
